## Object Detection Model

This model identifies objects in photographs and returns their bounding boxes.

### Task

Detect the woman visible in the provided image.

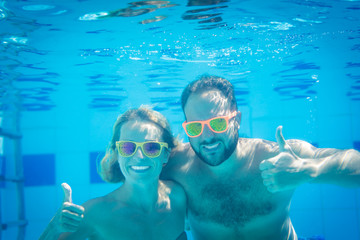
[40,107,187,240]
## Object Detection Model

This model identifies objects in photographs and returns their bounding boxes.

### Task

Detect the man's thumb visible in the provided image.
[276,126,286,152]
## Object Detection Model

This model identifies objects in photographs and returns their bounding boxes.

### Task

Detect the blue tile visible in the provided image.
[25,186,59,220]
[291,184,322,210]
[290,209,324,237]
[2,227,17,240]
[323,209,359,240]
[25,220,52,240]
[89,152,106,184]
[23,154,55,187]
[354,141,360,151]
[0,155,5,188]
[321,184,357,209]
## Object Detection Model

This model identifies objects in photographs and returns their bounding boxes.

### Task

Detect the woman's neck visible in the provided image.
[122,179,160,211]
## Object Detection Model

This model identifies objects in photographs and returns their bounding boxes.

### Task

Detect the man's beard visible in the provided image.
[191,133,238,166]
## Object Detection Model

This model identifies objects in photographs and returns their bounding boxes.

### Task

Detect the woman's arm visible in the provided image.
[39,183,86,240]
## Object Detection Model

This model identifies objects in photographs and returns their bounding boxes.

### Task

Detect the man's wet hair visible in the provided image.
[181,75,238,111]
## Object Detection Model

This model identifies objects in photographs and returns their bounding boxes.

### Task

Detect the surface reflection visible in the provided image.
[183,0,229,29]
[80,1,177,24]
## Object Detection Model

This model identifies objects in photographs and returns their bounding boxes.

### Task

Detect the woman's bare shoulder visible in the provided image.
[83,189,124,214]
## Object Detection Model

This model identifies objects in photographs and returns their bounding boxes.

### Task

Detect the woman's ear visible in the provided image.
[162,150,170,166]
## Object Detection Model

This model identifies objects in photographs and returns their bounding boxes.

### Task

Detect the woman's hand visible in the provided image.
[55,183,85,233]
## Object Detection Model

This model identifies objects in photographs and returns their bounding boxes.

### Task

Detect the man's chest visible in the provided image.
[184,171,277,228]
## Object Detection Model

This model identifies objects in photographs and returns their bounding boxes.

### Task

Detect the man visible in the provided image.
[162,75,360,240]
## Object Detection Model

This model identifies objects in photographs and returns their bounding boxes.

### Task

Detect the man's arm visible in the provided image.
[295,141,360,187]
[259,126,360,192]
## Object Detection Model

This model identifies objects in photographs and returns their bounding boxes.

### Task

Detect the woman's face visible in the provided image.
[117,119,169,182]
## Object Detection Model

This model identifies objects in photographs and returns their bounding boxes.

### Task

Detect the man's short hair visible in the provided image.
[181,74,238,111]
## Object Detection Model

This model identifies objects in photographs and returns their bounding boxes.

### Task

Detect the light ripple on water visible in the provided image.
[1,0,360,112]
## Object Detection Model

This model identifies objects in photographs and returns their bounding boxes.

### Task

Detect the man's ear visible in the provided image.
[235,111,241,128]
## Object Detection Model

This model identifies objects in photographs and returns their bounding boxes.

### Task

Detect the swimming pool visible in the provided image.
[1,0,359,239]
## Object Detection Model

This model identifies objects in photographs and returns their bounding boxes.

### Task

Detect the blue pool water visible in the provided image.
[1,0,360,239]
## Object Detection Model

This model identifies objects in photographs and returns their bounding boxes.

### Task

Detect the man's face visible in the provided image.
[183,90,239,166]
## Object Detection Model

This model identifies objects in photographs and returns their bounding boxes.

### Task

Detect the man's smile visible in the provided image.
[201,142,221,153]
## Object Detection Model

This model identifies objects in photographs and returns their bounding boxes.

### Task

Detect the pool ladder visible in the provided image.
[0,127,27,240]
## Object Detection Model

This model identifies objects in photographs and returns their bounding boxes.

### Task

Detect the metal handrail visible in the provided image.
[0,128,22,139]
[0,111,26,239]
[0,175,24,182]
[2,220,28,230]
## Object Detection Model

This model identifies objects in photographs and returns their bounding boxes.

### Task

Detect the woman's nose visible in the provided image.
[133,147,145,159]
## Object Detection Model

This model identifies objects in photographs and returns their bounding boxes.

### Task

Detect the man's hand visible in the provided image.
[259,126,315,193]
[55,183,85,233]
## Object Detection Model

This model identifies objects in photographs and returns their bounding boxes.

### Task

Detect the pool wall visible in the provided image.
[1,87,360,240]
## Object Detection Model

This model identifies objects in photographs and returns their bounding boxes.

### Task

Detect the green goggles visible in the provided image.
[182,111,237,138]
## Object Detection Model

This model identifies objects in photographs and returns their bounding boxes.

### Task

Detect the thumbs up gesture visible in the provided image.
[56,183,85,233]
[259,126,313,193]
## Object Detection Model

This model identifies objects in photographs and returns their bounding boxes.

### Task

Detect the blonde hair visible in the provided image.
[99,107,177,183]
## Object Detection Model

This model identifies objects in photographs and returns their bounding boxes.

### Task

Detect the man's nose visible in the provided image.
[201,123,215,138]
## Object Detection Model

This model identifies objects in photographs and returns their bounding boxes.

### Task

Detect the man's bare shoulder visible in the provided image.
[162,180,186,195]
[171,142,194,161]
[161,180,187,208]
[164,142,193,166]
[161,142,196,180]
[241,137,318,158]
